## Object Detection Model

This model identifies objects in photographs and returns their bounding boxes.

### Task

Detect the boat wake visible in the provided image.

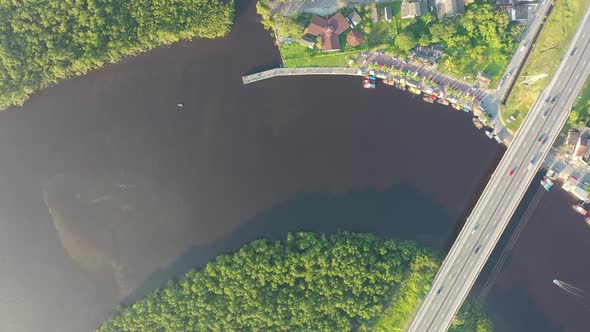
[553,279,586,298]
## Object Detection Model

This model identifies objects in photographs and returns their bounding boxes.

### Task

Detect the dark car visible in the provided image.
[475,244,483,253]
[550,96,558,104]
[436,286,444,295]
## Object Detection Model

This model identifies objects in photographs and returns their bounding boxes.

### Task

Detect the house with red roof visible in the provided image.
[304,13,350,52]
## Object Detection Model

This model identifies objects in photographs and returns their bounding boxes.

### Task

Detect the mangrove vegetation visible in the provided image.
[0,0,235,110]
[98,232,492,332]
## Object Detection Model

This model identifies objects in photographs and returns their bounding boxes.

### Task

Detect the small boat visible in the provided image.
[394,83,406,90]
[423,96,434,103]
[573,204,588,216]
[541,177,554,191]
[382,79,395,86]
[585,216,590,226]
[408,87,422,95]
[451,103,462,111]
[472,117,483,129]
[463,107,471,113]
[363,82,376,89]
[485,130,494,139]
[436,98,450,105]
[365,75,376,80]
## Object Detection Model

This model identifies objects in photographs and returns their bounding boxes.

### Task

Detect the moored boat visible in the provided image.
[423,96,434,103]
[472,117,483,129]
[408,87,421,95]
[573,203,588,216]
[436,98,450,105]
[540,177,554,191]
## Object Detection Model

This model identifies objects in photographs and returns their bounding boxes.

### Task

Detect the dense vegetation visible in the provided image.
[423,1,519,81]
[259,0,519,81]
[98,232,492,332]
[568,77,590,128]
[0,0,234,110]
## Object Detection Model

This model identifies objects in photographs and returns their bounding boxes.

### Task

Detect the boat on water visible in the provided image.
[573,203,588,216]
[485,130,494,139]
[382,79,395,86]
[408,87,422,95]
[540,177,554,191]
[363,82,376,89]
[451,103,462,111]
[422,96,434,103]
[365,75,376,81]
[436,98,450,105]
[394,83,406,90]
[472,117,483,129]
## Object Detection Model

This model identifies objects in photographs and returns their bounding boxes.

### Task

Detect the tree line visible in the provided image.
[98,232,493,331]
[0,0,235,110]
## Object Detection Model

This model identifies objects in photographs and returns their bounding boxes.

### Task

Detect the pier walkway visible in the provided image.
[242,67,363,84]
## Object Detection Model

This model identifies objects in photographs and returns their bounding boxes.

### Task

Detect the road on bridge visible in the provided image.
[407,4,590,332]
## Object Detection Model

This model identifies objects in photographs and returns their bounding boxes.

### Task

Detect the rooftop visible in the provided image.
[304,13,350,51]
[346,30,363,47]
[348,11,362,25]
[401,2,424,19]
[435,0,465,19]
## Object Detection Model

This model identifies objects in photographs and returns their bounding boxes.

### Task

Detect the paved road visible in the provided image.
[483,0,553,143]
[407,4,590,332]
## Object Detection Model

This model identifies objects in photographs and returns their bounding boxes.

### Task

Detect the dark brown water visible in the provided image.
[0,0,587,331]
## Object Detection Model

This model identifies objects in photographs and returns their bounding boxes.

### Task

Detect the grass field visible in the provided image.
[280,43,356,67]
[502,0,590,132]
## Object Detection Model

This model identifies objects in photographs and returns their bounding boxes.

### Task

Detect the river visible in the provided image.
[0,0,588,331]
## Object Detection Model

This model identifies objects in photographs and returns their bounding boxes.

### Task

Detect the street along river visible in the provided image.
[0,0,588,331]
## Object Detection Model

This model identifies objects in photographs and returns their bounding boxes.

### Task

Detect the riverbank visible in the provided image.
[258,0,519,84]
[98,233,493,331]
[243,64,504,144]
[0,0,235,110]
[1,0,588,330]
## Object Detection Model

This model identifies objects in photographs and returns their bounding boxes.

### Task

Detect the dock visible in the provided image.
[242,67,364,84]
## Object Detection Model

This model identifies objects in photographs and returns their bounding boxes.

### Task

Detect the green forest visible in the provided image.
[98,232,493,332]
[0,0,234,110]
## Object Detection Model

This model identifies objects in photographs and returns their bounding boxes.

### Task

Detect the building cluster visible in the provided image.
[297,0,540,52]
[569,129,590,163]
[301,11,365,52]
[408,44,445,65]
[555,129,590,201]
[496,0,541,24]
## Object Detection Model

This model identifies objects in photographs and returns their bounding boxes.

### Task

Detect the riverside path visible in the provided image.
[407,4,590,332]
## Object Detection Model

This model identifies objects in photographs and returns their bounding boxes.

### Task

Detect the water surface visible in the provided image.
[0,0,587,331]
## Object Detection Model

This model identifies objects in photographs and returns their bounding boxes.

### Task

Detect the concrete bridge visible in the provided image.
[407,5,590,331]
